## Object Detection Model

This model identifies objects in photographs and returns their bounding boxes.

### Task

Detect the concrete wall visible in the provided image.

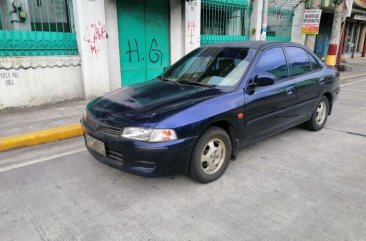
[250,0,263,41]
[0,56,82,110]
[170,0,185,64]
[184,0,201,54]
[291,2,306,45]
[73,0,111,98]
[105,0,122,89]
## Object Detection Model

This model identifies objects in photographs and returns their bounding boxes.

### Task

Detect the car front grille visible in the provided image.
[106,148,124,162]
[85,115,122,138]
[99,127,121,137]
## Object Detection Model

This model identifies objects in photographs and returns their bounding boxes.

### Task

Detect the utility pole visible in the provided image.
[260,0,268,41]
[326,0,345,66]
[304,0,321,51]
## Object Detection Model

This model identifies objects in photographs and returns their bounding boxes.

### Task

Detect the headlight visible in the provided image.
[150,129,177,142]
[121,127,177,142]
[121,127,152,141]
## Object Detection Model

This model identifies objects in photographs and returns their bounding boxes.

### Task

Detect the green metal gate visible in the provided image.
[200,0,251,45]
[117,0,170,86]
[266,7,293,42]
[0,0,77,56]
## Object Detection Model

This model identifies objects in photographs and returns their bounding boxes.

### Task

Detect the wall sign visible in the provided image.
[354,14,366,21]
[302,9,322,35]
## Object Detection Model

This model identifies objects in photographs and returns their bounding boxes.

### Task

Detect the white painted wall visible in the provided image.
[170,0,185,64]
[291,2,306,45]
[184,0,201,54]
[105,0,122,89]
[250,0,263,41]
[0,56,82,110]
[73,0,111,98]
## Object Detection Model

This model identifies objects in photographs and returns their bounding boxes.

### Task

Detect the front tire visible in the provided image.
[305,96,329,131]
[189,127,232,184]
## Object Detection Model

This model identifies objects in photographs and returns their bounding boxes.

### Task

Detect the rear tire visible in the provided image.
[305,96,329,131]
[189,127,232,184]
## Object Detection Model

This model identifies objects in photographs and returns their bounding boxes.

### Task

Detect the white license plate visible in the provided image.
[85,134,106,156]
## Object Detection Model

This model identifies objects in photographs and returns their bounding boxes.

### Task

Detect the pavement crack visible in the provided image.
[346,131,366,138]
[324,127,366,138]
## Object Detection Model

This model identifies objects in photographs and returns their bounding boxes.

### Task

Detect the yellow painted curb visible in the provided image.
[0,123,83,152]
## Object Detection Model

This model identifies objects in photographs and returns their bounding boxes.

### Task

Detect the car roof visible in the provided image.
[204,41,304,50]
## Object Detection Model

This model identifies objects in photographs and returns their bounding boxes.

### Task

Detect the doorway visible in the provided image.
[117,0,170,86]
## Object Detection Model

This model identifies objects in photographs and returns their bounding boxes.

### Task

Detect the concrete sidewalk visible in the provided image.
[0,100,87,151]
[340,56,366,80]
[1,57,366,152]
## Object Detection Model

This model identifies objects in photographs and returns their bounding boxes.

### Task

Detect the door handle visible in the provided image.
[285,86,294,95]
[319,77,325,84]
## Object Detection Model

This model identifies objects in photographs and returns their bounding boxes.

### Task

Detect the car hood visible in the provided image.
[88,79,226,127]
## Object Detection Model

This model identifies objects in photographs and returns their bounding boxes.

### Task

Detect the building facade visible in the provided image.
[341,0,366,58]
[0,0,364,110]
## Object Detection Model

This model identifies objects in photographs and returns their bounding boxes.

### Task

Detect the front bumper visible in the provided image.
[81,118,197,177]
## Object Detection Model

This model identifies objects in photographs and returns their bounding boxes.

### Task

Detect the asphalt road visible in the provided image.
[1,78,366,241]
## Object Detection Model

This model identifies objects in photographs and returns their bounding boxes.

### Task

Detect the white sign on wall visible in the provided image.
[185,0,201,54]
[302,9,322,35]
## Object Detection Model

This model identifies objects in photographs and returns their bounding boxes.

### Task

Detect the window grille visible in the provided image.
[201,0,251,45]
[266,7,293,42]
[0,0,77,56]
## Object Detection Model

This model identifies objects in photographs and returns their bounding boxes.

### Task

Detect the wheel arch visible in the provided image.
[323,92,333,115]
[203,119,239,160]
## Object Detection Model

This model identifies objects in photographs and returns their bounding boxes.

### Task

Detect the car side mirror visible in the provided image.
[255,74,275,87]
[163,66,169,72]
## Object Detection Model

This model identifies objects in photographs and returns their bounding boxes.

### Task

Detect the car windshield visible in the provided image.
[162,47,256,88]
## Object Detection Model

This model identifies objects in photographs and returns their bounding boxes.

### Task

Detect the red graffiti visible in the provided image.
[84,21,107,56]
[187,21,196,45]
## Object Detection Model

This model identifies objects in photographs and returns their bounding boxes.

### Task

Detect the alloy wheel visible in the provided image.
[201,138,226,175]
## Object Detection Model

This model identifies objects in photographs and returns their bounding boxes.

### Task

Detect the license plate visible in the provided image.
[85,134,106,156]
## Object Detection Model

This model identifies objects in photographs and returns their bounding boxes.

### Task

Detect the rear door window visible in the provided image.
[252,47,289,81]
[308,53,322,71]
[285,47,312,77]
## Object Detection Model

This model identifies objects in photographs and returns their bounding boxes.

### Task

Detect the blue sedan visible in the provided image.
[81,41,340,183]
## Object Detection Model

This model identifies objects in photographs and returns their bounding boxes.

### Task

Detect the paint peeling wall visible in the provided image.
[0,56,82,110]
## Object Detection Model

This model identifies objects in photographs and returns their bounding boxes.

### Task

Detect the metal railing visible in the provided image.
[0,0,77,56]
[201,0,251,45]
[266,7,293,42]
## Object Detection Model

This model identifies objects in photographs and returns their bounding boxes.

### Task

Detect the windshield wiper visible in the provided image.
[157,76,180,85]
[177,79,214,88]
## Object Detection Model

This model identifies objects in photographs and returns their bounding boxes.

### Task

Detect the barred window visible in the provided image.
[267,7,293,42]
[0,0,77,56]
[0,0,74,32]
[200,0,251,45]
